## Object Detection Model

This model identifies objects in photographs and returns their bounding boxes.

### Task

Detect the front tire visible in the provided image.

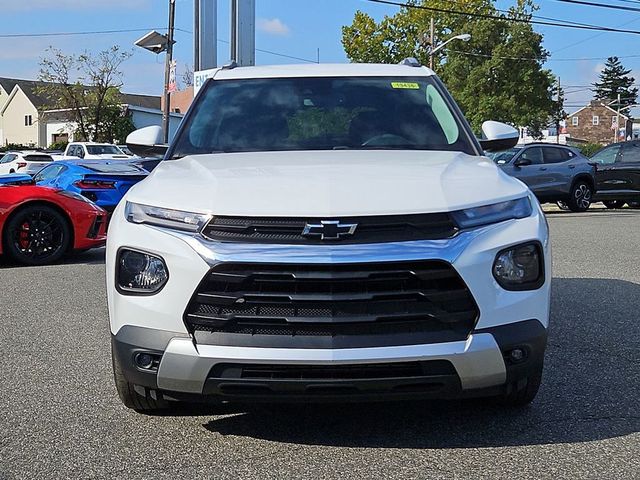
[567,181,593,212]
[112,347,169,412]
[603,200,626,209]
[3,204,71,266]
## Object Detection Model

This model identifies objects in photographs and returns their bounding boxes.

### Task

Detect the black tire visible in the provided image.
[556,201,570,211]
[496,362,544,407]
[603,200,626,209]
[566,181,593,212]
[3,204,71,266]
[9,169,15,173]
[112,346,170,412]
[628,201,640,209]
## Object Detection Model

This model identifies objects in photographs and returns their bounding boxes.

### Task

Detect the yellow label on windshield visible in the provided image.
[391,82,420,89]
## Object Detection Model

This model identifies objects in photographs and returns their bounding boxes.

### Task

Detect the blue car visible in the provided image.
[33,160,148,213]
[0,173,33,185]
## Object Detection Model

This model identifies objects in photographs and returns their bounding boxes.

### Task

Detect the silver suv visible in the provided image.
[491,144,595,212]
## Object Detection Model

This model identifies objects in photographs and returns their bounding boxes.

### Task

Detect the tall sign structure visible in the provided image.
[194,0,255,96]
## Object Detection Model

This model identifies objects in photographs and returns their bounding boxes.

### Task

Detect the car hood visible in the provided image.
[126,150,530,217]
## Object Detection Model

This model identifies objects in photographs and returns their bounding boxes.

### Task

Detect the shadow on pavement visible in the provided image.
[200,277,640,448]
[0,247,105,269]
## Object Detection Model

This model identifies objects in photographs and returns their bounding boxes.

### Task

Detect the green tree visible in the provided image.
[342,0,558,136]
[593,56,638,108]
[37,46,133,143]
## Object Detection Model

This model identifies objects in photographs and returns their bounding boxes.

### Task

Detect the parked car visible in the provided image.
[0,173,34,186]
[0,151,53,175]
[109,61,551,412]
[33,160,149,213]
[117,145,137,157]
[0,182,107,265]
[589,140,640,209]
[62,142,130,160]
[490,144,595,212]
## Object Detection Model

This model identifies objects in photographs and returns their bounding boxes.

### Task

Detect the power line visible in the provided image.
[174,28,318,64]
[366,0,640,35]
[552,15,640,54]
[447,49,640,63]
[0,28,166,38]
[552,0,640,13]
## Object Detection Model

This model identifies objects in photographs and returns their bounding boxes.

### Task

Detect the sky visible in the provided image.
[1,0,639,114]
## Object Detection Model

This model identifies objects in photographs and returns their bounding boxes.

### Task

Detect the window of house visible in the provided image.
[572,116,579,126]
[24,115,33,126]
[592,115,599,126]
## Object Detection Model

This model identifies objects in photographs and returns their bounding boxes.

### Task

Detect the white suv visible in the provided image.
[107,62,551,412]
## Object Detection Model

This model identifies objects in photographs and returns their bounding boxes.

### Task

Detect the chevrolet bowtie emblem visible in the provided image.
[302,220,358,240]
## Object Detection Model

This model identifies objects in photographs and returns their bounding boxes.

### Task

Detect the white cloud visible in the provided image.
[3,0,150,11]
[257,18,291,36]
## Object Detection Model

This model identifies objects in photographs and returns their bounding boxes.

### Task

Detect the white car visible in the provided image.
[0,151,53,175]
[107,61,551,412]
[63,142,129,160]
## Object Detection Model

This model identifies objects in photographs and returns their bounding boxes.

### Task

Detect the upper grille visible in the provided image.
[184,261,479,348]
[201,213,458,244]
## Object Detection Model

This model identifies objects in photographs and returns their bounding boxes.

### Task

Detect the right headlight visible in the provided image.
[451,197,532,229]
[493,242,544,291]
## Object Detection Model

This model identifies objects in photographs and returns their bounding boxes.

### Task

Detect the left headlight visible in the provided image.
[125,201,211,232]
[451,197,532,229]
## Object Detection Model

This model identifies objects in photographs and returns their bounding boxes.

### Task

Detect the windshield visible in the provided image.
[171,76,476,157]
[86,145,124,155]
[489,148,521,164]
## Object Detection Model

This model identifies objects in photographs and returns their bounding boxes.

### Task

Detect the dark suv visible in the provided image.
[590,141,640,209]
[491,144,595,212]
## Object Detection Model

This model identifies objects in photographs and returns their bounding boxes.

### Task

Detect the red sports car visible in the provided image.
[0,179,107,266]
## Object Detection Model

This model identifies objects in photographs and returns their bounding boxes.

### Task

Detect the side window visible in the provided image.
[592,116,599,126]
[590,144,621,165]
[542,147,567,164]
[620,142,640,163]
[520,147,543,165]
[1,154,16,164]
[34,165,64,182]
[572,116,579,126]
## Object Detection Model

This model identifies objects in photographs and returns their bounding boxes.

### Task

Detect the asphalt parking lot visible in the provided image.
[1,208,639,480]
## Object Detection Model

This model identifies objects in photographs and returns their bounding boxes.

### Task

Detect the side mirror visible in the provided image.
[479,121,519,152]
[514,158,532,167]
[126,126,168,158]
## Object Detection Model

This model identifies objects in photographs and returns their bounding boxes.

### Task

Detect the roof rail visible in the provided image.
[222,60,238,70]
[399,57,421,67]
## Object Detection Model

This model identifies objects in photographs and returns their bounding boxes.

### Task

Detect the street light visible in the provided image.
[134,0,176,144]
[429,32,471,70]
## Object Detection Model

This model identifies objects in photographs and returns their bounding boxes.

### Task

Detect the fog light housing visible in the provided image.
[493,242,544,291]
[116,248,168,295]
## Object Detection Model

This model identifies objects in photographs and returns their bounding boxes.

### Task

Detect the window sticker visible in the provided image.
[391,82,420,89]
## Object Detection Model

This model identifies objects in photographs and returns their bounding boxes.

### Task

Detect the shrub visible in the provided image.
[577,143,604,158]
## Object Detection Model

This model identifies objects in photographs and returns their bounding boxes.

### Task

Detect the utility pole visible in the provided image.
[429,18,435,70]
[556,77,561,144]
[163,0,176,144]
[615,92,621,143]
[230,0,255,66]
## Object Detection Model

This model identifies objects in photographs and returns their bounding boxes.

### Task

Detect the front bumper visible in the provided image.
[112,319,547,401]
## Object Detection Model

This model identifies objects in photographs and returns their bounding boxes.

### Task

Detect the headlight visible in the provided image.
[116,249,168,294]
[451,197,532,229]
[493,242,544,291]
[125,201,211,232]
[57,189,95,204]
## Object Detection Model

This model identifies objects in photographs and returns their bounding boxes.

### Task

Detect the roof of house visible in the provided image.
[568,101,630,120]
[0,76,161,111]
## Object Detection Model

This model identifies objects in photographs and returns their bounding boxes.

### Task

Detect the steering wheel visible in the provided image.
[361,133,411,147]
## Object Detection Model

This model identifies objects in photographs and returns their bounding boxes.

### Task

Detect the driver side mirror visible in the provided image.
[514,157,532,167]
[479,121,519,152]
[126,126,168,158]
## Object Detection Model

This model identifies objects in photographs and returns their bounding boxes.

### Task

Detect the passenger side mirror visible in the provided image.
[514,158,532,167]
[479,121,519,152]
[126,126,168,158]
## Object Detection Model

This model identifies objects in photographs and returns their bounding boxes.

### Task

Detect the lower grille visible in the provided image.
[210,360,456,380]
[185,261,479,347]
[87,215,106,239]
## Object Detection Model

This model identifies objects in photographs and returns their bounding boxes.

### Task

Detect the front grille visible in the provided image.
[184,261,479,347]
[201,213,458,244]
